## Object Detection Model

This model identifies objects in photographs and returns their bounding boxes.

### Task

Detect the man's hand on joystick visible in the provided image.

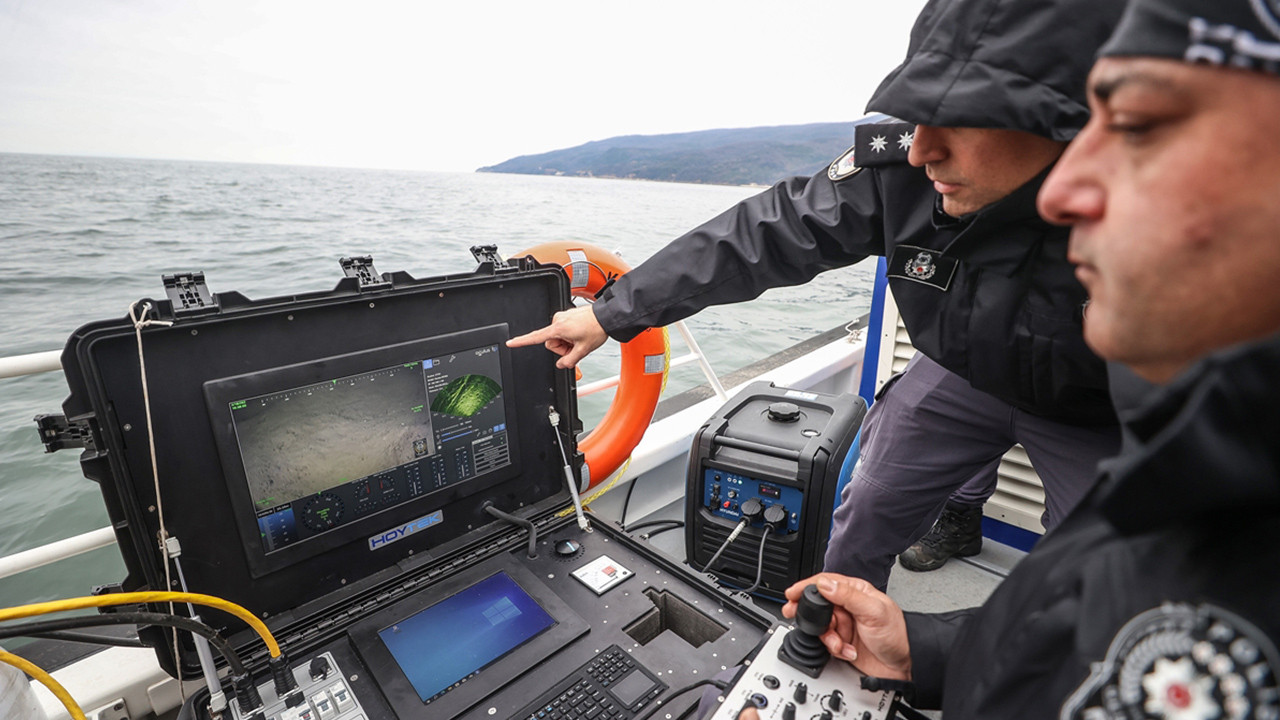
[780,573,912,682]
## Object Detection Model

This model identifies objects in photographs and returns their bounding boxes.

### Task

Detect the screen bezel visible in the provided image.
[348,553,589,720]
[204,324,522,578]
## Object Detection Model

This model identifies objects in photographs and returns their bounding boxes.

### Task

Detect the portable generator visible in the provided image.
[685,381,866,599]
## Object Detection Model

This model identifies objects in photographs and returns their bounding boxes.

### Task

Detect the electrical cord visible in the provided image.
[0,611,247,676]
[625,519,683,533]
[484,504,538,559]
[633,677,728,720]
[700,519,747,573]
[626,519,684,540]
[27,630,147,649]
[0,648,87,720]
[619,474,641,529]
[0,591,281,658]
[640,524,683,541]
[740,526,774,594]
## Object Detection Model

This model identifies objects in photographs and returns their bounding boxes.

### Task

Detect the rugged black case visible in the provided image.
[45,252,774,711]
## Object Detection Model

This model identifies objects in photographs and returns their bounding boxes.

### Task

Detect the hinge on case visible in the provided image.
[162,272,217,316]
[340,256,391,290]
[34,413,96,453]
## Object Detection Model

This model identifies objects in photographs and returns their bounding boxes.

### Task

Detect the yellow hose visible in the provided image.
[0,649,87,720]
[0,591,280,657]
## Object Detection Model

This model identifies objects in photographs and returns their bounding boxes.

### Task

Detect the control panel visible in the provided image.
[229,652,366,720]
[700,469,801,534]
[708,629,893,720]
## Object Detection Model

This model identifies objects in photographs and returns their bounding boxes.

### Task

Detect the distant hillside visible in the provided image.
[476,123,854,186]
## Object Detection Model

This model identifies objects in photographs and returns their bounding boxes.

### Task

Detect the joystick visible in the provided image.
[778,584,832,678]
[706,586,894,720]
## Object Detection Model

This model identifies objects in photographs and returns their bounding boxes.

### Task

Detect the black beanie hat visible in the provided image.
[1101,0,1280,75]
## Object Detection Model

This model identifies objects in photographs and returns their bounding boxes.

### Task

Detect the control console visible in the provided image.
[229,652,366,720]
[709,587,895,720]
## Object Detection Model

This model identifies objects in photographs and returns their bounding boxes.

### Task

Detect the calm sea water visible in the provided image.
[0,152,872,611]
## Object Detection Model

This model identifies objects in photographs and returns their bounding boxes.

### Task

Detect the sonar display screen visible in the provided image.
[228,342,512,554]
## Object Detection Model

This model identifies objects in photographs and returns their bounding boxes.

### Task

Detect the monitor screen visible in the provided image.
[205,325,520,570]
[378,571,556,704]
[233,342,511,553]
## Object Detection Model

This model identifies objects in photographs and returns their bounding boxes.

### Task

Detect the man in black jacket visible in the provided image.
[769,0,1280,716]
[510,0,1126,591]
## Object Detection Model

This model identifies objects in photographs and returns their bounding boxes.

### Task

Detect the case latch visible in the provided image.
[340,256,391,290]
[34,413,96,453]
[162,272,217,316]
[471,245,519,275]
[470,245,504,266]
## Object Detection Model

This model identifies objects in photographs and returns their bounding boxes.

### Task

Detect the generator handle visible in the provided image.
[711,435,802,461]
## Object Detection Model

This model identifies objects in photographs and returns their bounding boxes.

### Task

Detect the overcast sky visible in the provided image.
[0,1,929,173]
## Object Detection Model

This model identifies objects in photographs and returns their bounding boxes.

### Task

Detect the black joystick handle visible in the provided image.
[795,584,833,635]
[778,584,833,678]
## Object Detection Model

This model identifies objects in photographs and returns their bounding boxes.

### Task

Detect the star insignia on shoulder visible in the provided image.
[870,135,887,153]
[897,131,914,151]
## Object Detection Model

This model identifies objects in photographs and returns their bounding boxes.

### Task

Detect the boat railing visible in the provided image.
[0,319,729,581]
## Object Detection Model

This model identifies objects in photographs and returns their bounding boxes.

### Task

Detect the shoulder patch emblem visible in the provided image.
[827,145,861,181]
[1061,602,1280,720]
[886,245,957,291]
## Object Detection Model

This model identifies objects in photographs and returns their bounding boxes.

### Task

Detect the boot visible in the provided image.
[898,501,983,572]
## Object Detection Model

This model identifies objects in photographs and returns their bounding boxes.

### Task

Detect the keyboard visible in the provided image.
[514,645,667,720]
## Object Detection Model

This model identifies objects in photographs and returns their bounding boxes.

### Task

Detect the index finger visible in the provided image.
[507,325,556,348]
[813,575,890,620]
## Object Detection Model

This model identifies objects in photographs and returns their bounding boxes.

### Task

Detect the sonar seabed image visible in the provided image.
[430,374,502,417]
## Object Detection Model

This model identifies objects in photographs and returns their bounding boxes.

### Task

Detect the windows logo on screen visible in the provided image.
[483,597,522,626]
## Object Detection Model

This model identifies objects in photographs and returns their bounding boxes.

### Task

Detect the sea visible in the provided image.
[0,152,873,614]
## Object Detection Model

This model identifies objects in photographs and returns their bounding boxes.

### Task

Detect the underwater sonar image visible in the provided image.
[430,374,502,417]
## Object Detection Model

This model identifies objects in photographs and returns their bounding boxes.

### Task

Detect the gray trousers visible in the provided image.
[823,353,1121,591]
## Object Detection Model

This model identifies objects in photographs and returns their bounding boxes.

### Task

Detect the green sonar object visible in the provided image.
[431,374,502,417]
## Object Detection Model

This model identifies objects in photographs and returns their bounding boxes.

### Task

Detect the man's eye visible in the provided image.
[1106,120,1156,142]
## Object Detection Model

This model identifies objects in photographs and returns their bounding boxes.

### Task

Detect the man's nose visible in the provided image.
[907,125,947,167]
[1038,134,1106,226]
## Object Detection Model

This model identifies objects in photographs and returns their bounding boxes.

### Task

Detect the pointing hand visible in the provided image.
[507,305,608,369]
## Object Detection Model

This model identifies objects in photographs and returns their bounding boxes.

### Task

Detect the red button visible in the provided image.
[722,501,731,509]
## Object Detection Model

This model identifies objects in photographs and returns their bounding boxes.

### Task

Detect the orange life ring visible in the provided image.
[516,241,669,488]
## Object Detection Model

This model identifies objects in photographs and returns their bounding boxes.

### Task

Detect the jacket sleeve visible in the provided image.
[592,167,888,342]
[903,609,975,710]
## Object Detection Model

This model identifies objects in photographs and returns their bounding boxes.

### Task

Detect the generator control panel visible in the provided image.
[700,468,802,535]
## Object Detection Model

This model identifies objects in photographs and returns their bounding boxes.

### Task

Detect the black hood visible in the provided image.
[866,0,1126,141]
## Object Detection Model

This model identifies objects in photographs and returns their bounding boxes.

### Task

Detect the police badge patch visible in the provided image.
[1060,603,1280,720]
[827,145,862,181]
[906,252,937,280]
[887,245,958,291]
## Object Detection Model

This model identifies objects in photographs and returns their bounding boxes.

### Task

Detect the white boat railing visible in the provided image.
[0,527,118,581]
[0,349,61,379]
[0,320,728,579]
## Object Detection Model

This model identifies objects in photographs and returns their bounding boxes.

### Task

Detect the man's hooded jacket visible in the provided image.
[590,0,1125,424]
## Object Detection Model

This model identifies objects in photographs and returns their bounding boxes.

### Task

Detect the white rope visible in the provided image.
[127,300,181,696]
